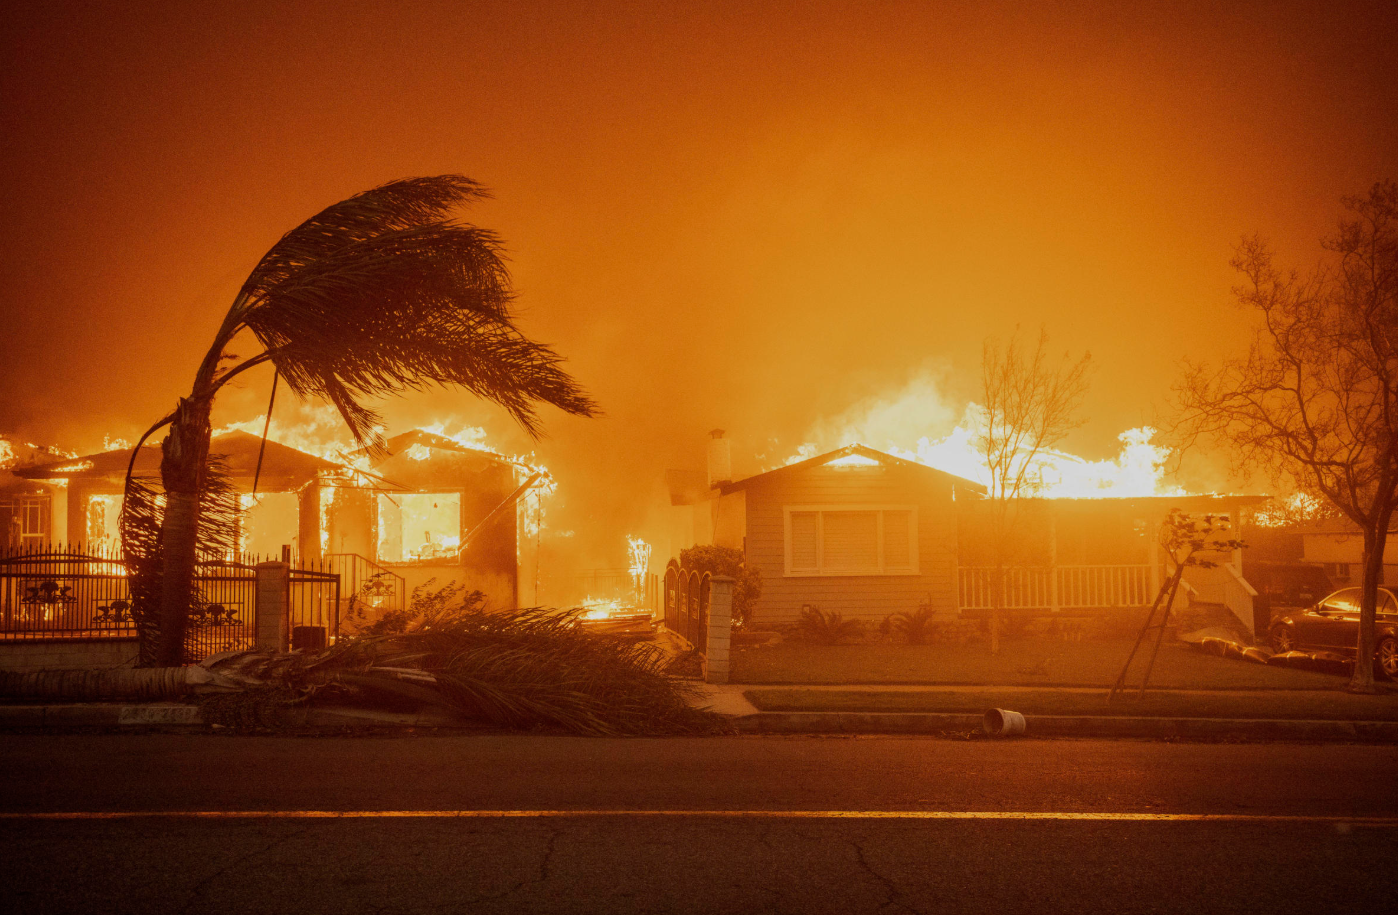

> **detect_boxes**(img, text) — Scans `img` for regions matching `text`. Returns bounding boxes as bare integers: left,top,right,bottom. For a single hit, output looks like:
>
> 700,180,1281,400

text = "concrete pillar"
255,561,290,652
297,482,322,562
704,575,734,684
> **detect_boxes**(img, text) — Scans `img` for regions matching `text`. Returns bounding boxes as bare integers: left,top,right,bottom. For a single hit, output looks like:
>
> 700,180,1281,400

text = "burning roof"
719,443,986,496
12,430,338,490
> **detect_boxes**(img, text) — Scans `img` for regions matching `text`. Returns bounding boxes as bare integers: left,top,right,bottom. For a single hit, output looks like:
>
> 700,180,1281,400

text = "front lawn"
730,638,1345,690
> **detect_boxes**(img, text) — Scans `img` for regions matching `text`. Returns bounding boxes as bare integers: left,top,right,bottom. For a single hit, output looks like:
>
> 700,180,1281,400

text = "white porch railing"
1184,562,1257,635
959,565,1153,611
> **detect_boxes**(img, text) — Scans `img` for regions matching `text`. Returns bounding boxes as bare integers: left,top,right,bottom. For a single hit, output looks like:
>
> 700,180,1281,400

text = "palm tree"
124,176,597,666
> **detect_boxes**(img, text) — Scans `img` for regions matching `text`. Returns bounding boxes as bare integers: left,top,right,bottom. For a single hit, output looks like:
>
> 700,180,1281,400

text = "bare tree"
977,327,1091,653
1176,181,1397,692
125,176,598,666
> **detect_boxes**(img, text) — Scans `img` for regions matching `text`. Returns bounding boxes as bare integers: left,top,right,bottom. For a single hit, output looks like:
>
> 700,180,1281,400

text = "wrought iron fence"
324,553,406,634
2,544,343,660
0,544,134,639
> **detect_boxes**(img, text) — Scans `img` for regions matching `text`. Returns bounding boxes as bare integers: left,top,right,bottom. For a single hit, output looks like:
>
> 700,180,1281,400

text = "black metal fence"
185,558,259,660
662,559,710,652
0,544,135,639
1,544,343,661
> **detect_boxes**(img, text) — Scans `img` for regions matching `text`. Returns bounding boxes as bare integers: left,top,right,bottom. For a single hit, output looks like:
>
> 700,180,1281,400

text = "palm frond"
223,177,597,448
239,176,492,301
301,601,725,736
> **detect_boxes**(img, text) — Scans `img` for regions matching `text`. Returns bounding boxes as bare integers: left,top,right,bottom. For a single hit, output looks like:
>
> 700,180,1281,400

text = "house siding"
744,463,959,626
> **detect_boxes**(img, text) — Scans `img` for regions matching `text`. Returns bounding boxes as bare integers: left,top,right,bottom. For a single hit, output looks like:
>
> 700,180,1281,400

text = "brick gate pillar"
255,561,290,652
704,575,734,684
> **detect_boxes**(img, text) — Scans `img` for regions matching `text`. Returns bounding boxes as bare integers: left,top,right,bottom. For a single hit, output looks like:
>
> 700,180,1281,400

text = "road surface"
2,734,1395,914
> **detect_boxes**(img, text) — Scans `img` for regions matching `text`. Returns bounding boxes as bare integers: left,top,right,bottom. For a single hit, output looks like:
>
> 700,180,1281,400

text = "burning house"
324,429,542,611
6,428,542,620
10,431,337,557
1,440,75,550
668,433,1269,635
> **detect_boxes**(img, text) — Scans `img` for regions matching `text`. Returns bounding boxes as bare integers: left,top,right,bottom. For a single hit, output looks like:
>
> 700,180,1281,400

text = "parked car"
1269,587,1398,678
1245,560,1334,608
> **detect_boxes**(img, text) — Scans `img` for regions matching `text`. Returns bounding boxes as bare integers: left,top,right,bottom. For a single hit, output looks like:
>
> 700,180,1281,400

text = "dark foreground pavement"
3,735,1397,914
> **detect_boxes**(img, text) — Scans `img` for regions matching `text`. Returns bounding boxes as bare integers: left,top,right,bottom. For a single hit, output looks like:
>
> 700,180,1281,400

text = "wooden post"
1048,511,1060,614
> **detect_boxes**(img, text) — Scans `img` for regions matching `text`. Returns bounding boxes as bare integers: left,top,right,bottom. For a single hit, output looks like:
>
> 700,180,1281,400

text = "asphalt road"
2,734,1396,914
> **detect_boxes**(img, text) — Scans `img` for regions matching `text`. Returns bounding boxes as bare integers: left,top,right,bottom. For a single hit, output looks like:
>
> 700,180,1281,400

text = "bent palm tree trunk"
155,397,214,666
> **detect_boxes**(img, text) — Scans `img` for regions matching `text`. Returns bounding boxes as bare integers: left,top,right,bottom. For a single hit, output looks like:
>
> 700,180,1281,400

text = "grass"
730,637,1346,690
744,686,1398,720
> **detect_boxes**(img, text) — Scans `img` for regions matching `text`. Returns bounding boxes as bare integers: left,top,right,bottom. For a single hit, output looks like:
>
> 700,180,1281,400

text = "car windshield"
1319,588,1397,616
1320,589,1361,614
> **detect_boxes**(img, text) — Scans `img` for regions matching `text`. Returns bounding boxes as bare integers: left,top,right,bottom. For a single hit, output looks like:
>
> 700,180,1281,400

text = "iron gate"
662,559,710,652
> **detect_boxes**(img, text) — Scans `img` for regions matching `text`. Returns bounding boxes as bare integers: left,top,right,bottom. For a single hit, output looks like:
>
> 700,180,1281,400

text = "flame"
0,437,14,470
627,535,652,592
779,374,1181,498
86,494,122,552
578,595,626,620
1252,491,1327,528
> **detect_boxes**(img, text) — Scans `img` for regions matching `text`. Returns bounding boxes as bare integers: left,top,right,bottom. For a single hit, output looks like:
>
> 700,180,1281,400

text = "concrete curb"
0,704,475,730
4,704,1395,741
731,711,1398,741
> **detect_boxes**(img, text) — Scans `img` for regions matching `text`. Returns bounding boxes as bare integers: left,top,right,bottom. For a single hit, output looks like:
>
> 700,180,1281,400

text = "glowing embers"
577,595,653,636
376,492,461,563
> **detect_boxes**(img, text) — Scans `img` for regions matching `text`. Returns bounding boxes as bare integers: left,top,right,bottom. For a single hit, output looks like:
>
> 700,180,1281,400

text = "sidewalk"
690,683,1398,742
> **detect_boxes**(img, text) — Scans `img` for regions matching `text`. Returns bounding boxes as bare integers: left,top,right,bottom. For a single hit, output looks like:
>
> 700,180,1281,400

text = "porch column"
297,482,322,562
1048,513,1060,613
255,561,290,652
704,575,734,684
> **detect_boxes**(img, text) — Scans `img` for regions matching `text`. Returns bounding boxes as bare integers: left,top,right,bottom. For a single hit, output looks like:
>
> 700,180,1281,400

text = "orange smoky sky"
1,0,1395,565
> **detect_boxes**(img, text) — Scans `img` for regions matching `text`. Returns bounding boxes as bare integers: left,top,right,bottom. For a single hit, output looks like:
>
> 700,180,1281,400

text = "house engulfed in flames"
8,429,540,614
666,432,1268,635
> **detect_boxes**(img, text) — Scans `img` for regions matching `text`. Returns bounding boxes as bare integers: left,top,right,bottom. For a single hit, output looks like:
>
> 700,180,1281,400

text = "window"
784,506,918,576
377,493,461,563
1323,562,1352,584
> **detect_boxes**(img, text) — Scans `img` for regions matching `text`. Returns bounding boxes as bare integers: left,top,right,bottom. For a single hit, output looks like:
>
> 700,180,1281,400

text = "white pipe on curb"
983,708,1027,737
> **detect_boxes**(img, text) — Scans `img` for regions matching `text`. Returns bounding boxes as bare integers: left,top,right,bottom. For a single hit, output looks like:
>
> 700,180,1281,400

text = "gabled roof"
13,431,337,490
374,430,512,468
717,444,986,495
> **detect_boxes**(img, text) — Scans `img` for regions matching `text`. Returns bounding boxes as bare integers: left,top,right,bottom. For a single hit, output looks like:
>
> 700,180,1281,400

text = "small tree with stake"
1109,509,1244,701
1175,181,1397,693
977,327,1091,654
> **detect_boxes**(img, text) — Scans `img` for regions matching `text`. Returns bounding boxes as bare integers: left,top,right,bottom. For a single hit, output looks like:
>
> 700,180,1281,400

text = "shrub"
892,608,939,645
794,606,864,645
346,579,486,636
679,545,762,629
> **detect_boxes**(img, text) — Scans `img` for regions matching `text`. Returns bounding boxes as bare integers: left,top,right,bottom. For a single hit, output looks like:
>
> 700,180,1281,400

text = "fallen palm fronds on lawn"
0,603,730,737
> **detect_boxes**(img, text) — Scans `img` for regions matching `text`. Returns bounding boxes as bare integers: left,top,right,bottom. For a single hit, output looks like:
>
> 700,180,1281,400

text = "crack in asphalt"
459,822,562,907
851,835,921,915
177,822,314,915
